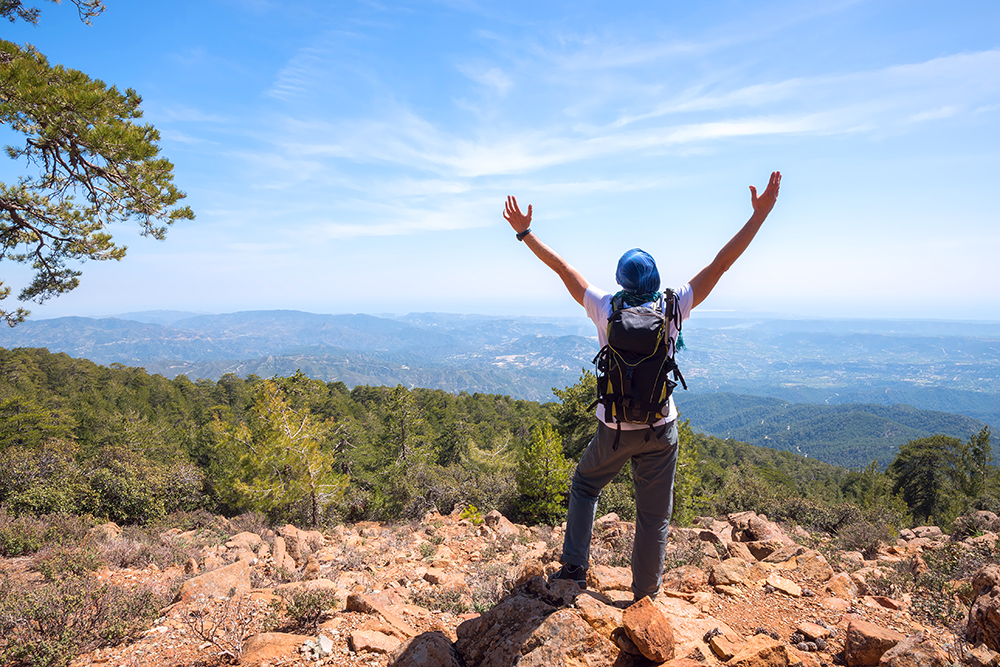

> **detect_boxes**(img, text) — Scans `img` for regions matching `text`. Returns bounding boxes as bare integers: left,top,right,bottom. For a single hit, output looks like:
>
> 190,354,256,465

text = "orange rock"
622,596,676,663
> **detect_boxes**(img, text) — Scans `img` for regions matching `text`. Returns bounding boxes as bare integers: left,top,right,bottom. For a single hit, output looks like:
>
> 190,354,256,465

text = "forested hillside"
1,347,996,534
678,393,991,467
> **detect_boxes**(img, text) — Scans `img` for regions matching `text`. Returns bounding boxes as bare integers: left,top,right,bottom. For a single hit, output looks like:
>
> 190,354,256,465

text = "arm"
504,196,589,306
689,171,781,309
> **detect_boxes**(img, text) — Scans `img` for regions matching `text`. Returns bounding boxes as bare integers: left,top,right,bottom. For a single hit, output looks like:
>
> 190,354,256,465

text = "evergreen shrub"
34,545,101,581
834,520,896,560
0,510,93,557
596,470,636,522
0,575,164,667
278,587,339,632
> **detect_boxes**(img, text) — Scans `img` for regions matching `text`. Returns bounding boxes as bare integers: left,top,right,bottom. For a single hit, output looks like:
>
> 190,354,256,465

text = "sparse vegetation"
278,587,340,633
183,595,278,663
469,561,514,612
409,587,469,614
0,574,166,667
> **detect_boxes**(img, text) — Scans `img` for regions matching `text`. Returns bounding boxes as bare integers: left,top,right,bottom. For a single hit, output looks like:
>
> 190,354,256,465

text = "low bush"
278,587,340,632
229,511,272,536
0,510,93,558
595,470,636,522
469,561,512,613
94,527,201,571
835,519,896,560
662,538,708,571
409,587,469,614
33,545,102,581
183,595,278,663
0,575,165,667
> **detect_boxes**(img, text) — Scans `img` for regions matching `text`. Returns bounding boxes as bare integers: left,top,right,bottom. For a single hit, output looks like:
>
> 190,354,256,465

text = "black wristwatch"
516,228,532,241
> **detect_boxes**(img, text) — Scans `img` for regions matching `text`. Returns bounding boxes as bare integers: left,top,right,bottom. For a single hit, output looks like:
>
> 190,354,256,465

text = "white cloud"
244,49,1000,183
458,64,512,96
907,106,961,123
267,46,332,100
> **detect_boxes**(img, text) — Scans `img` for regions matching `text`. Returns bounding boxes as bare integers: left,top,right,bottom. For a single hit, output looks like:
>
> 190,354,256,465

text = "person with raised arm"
504,171,781,601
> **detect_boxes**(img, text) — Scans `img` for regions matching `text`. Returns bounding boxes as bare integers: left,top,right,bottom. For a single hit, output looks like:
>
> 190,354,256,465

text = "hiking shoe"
549,563,588,589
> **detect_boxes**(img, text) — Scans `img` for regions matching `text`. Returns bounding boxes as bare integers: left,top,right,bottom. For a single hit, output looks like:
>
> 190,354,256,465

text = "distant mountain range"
2,309,997,465
0,310,596,401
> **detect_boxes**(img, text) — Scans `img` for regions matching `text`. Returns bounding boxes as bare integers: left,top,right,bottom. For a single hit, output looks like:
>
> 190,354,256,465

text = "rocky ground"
3,508,1000,667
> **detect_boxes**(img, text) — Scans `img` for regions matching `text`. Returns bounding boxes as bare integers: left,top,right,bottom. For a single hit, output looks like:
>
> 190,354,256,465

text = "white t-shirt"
583,282,694,428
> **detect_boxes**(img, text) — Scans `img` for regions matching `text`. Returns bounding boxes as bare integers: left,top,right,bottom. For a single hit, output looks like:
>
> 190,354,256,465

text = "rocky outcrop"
172,559,252,604
969,564,1000,652
389,631,463,667
33,510,996,667
454,576,616,666
622,596,675,662
878,631,951,666
845,615,906,666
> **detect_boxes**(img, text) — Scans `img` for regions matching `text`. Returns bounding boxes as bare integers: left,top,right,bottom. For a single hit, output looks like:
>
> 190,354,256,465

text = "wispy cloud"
301,196,495,239
457,64,512,96
267,46,332,100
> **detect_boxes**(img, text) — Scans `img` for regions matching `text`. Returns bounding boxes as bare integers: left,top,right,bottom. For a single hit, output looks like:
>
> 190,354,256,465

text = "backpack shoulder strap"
662,288,680,332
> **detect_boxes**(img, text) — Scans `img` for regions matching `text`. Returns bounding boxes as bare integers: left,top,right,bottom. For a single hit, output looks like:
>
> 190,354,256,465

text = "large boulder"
173,559,252,604
709,558,750,587
968,564,1000,652
455,591,557,666
455,576,610,667
278,524,325,565
389,631,463,667
483,510,520,536
516,608,617,666
728,512,794,545
844,615,905,666
622,596,675,662
877,632,950,666
573,592,622,640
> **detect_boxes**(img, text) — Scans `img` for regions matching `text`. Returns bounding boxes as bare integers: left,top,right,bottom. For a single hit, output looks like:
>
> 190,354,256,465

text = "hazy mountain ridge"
1,309,997,426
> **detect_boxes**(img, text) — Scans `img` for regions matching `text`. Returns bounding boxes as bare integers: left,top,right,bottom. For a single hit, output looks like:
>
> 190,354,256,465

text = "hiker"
503,171,781,601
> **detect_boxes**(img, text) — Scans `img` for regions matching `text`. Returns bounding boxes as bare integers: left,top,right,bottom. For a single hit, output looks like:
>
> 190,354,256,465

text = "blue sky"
3,0,999,321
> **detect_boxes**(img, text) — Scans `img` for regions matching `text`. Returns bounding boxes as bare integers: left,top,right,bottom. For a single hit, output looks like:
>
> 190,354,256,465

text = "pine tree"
0,2,192,325
672,419,702,526
552,369,597,459
516,422,572,525
212,380,347,528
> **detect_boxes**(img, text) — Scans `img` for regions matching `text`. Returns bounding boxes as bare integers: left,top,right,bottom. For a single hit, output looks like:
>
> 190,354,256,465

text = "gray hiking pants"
560,420,679,600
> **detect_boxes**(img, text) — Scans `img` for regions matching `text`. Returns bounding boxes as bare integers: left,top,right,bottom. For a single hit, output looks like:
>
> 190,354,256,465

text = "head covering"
616,248,660,299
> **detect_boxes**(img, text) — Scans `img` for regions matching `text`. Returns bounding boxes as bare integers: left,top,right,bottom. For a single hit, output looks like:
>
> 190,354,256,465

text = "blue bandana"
616,248,660,304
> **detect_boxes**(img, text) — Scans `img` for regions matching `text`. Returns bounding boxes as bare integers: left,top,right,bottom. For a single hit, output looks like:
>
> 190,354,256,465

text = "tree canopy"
0,1,192,325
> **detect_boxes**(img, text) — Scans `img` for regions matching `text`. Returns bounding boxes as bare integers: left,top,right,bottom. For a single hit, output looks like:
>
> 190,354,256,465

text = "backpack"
590,290,687,448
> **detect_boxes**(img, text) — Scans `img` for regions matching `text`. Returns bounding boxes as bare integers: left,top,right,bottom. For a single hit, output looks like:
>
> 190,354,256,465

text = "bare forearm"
690,171,781,308
713,211,767,273
523,232,588,305
690,212,765,308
